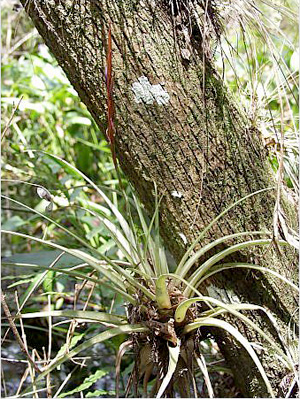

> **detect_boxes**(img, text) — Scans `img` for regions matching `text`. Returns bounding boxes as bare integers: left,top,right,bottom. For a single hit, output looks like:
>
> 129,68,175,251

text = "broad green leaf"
86,389,115,398
65,114,91,126
43,270,55,292
2,215,27,231
59,369,107,398
3,249,79,268
55,333,85,362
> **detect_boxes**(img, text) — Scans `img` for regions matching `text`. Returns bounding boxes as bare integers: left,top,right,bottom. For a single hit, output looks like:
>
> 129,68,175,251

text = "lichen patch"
132,76,170,105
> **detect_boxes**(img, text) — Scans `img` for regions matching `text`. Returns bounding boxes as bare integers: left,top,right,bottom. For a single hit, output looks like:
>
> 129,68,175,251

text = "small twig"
116,340,133,398
1,290,41,373
47,295,52,360
29,350,39,398
2,357,44,364
1,367,7,397
105,23,125,191
16,367,30,396
65,273,95,367
1,96,23,140
74,271,95,309
53,364,80,398
109,293,116,314
43,347,52,399
83,281,96,312
15,291,28,351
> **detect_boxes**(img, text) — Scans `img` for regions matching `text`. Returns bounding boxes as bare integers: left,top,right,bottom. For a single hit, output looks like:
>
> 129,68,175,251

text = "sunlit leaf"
156,338,181,399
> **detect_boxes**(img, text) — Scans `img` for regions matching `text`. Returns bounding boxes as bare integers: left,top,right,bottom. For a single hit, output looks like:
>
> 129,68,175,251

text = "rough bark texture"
21,0,298,396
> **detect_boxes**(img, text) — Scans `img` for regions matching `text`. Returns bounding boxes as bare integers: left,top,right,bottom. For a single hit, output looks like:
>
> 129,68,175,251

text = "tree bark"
20,0,298,396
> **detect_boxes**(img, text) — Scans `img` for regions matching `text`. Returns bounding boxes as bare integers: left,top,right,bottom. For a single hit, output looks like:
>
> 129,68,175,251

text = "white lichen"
171,190,183,198
132,76,170,105
179,233,188,244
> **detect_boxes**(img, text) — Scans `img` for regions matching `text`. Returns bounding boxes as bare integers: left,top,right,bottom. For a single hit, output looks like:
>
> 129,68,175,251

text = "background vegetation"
1,0,298,397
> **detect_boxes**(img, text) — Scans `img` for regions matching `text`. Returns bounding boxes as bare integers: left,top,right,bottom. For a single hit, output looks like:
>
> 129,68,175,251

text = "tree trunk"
20,0,298,396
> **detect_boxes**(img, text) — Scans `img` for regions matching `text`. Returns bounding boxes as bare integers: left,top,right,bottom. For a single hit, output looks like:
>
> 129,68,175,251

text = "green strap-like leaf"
1,230,134,301
156,338,181,399
184,318,275,398
3,261,135,303
184,239,287,296
1,194,97,254
180,296,292,367
178,188,274,269
198,262,299,292
176,230,269,279
39,151,137,248
37,324,149,381
17,310,126,324
155,275,172,309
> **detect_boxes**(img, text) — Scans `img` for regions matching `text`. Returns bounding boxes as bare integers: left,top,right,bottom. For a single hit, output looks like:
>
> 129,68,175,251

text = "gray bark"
20,0,298,396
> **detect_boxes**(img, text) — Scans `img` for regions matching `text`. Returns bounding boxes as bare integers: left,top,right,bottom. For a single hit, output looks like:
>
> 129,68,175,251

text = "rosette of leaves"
2,154,298,398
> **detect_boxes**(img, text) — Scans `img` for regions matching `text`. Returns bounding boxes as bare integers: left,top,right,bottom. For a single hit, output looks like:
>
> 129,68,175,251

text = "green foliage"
2,5,123,260
213,0,299,195
58,370,108,398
